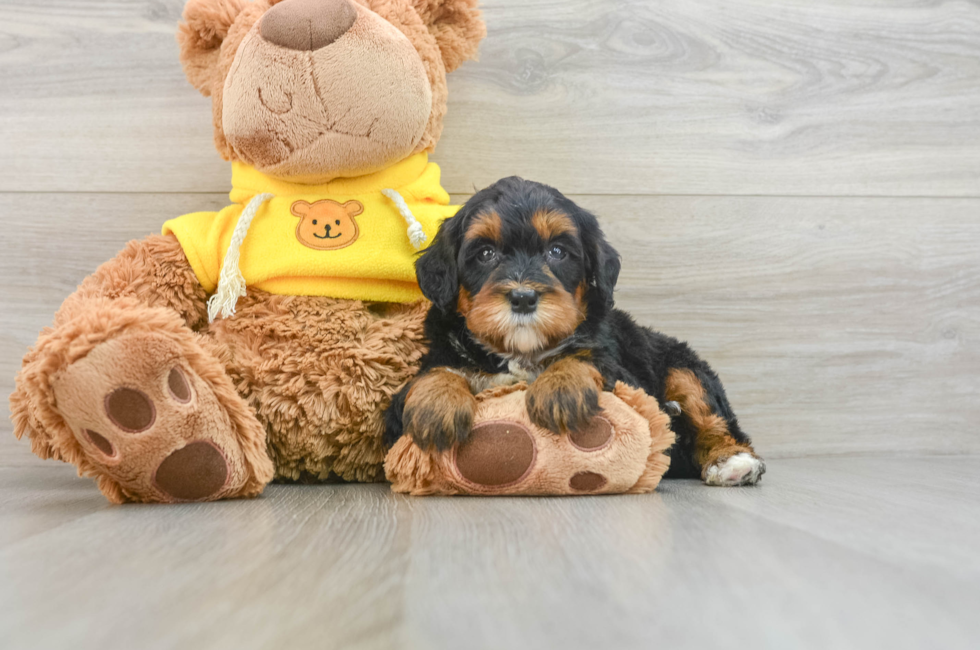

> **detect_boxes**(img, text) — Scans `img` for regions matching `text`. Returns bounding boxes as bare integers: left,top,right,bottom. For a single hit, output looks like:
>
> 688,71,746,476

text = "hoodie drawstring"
382,188,428,250
207,193,274,323
207,189,427,322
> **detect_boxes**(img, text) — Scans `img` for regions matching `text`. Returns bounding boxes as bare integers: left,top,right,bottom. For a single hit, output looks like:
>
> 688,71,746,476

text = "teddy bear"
11,0,677,504
9,0,487,503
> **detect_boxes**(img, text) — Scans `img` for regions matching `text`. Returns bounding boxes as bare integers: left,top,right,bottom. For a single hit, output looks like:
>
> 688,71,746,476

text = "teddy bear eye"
312,219,317,225
336,220,341,225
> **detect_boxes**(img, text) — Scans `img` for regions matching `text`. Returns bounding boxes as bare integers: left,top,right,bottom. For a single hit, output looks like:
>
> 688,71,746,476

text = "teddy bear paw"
51,333,251,502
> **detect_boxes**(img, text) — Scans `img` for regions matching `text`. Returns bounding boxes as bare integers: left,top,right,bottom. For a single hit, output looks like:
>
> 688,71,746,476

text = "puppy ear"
585,226,621,310
412,0,486,73
176,0,247,96
415,218,461,312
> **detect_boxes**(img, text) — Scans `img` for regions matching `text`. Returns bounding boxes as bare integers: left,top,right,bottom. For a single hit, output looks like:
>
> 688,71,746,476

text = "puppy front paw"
403,370,477,451
526,358,603,434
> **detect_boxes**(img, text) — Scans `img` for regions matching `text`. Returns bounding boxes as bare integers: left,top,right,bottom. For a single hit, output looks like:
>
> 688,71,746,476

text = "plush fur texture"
384,177,765,485
177,0,484,180
220,3,433,180
10,0,484,503
210,291,428,483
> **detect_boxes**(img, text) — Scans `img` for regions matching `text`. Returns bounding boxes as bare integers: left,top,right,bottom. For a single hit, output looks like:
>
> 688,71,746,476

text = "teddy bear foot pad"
51,333,252,503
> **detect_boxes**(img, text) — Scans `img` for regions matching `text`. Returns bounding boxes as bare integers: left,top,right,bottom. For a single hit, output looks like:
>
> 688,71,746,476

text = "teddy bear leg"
209,295,429,484
50,326,271,503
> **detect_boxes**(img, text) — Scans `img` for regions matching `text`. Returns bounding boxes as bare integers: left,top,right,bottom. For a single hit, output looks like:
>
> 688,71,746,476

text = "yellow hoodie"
163,153,456,306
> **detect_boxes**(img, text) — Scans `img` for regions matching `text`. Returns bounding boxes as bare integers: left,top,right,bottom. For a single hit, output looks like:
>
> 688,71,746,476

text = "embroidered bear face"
291,199,364,250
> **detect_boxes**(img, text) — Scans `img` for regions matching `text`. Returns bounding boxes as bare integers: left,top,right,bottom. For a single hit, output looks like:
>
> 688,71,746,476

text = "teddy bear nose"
261,0,357,51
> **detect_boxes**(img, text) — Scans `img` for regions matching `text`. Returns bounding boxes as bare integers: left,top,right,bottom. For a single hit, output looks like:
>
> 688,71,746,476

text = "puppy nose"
508,289,539,314
261,0,357,51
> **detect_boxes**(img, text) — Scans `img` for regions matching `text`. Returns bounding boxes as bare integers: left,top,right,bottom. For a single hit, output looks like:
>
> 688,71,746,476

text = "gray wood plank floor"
2,1,979,648
2,456,979,650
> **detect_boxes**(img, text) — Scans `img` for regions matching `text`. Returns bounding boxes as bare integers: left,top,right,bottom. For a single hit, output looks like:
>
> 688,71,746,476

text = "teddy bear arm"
55,234,209,331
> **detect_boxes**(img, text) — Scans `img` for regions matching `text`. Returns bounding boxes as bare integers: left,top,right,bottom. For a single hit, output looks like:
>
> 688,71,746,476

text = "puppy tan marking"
526,356,604,433
403,368,477,450
464,211,502,242
463,274,586,357
665,368,764,485
531,209,577,241
457,288,474,316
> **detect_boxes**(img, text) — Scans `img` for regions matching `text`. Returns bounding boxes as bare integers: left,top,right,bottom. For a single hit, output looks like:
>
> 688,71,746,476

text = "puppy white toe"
704,452,766,486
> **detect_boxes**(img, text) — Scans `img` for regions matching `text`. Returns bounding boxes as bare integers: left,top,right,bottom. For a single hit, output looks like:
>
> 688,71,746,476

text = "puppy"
384,177,765,486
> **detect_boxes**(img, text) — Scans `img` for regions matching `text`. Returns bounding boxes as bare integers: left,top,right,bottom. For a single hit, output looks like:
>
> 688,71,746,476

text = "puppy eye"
548,244,567,260
477,245,497,264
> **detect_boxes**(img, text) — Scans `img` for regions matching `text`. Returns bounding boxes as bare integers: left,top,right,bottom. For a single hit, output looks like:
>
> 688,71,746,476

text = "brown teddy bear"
9,0,486,503
11,0,676,504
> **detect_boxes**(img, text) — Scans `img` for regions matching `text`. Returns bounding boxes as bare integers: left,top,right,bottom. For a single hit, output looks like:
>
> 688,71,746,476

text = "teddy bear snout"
261,0,357,52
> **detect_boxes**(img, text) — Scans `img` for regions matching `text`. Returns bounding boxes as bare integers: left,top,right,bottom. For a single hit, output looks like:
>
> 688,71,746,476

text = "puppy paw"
404,370,477,451
703,452,766,487
526,358,603,434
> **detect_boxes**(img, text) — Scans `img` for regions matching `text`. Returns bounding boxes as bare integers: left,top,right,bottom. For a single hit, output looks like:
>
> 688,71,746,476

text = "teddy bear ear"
343,201,365,217
176,0,248,96
412,0,486,73
290,200,312,217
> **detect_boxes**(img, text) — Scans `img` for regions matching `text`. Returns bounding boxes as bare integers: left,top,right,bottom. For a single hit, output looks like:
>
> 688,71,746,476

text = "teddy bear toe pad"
569,471,608,491
51,334,247,502
104,387,156,432
568,417,614,451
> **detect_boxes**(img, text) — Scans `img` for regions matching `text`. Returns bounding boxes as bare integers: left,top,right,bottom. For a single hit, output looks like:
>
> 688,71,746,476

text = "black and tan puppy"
384,177,765,486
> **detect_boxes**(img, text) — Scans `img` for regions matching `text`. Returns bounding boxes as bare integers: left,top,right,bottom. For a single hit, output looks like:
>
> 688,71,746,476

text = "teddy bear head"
177,0,484,182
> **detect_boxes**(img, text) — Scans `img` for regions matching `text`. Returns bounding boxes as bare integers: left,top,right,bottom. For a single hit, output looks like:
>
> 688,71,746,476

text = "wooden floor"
2,456,979,650
1,0,979,647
